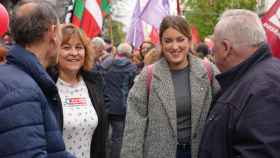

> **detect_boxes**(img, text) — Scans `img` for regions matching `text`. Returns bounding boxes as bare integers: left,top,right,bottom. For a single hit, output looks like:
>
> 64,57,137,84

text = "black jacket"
48,67,108,158
199,43,280,158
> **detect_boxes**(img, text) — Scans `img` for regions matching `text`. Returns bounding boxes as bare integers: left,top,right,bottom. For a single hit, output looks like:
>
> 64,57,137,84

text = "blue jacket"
199,43,280,158
97,57,137,115
0,44,74,158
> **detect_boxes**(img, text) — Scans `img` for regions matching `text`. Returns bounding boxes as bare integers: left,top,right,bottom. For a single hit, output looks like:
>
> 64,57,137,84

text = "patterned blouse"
56,77,98,158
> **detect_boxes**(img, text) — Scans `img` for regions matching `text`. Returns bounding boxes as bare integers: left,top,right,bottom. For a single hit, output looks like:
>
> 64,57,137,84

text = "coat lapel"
153,58,177,137
153,55,210,138
189,55,209,136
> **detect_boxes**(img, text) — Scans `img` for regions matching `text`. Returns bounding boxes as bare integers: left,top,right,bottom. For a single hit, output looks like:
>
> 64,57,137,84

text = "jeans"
176,146,191,158
108,114,125,158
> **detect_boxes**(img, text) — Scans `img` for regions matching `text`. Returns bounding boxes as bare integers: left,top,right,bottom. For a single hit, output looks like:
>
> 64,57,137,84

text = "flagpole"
177,0,181,15
108,13,114,47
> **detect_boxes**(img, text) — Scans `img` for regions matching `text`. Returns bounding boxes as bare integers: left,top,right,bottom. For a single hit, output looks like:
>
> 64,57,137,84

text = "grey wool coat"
121,55,220,158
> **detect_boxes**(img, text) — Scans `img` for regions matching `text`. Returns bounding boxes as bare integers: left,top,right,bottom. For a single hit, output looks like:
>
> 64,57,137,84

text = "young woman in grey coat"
121,16,220,158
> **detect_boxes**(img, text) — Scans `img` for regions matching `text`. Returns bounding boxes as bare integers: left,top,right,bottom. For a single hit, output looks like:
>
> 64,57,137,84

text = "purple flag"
140,0,170,29
126,0,144,49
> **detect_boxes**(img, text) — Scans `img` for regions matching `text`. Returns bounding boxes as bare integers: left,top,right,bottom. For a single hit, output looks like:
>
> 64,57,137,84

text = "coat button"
208,115,215,121
200,87,204,91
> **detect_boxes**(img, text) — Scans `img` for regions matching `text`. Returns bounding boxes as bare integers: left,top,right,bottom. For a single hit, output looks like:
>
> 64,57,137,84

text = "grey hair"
10,0,59,46
117,43,132,57
91,37,105,48
215,9,266,48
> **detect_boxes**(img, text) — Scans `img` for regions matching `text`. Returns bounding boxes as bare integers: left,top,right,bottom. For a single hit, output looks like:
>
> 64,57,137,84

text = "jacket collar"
47,65,99,85
7,44,57,97
216,42,271,91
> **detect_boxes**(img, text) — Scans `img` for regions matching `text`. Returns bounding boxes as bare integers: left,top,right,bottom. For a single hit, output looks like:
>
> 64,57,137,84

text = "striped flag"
97,0,111,17
72,0,111,38
261,0,280,58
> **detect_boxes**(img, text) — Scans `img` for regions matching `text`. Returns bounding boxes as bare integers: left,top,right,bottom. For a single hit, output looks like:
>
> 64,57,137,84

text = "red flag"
149,26,159,45
261,0,280,58
191,25,200,45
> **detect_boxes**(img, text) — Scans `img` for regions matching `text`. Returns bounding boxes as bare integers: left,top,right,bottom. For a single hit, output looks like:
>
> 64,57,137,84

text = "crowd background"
0,0,280,158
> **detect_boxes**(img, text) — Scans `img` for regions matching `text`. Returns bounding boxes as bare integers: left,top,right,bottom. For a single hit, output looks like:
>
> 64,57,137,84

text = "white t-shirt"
56,77,98,158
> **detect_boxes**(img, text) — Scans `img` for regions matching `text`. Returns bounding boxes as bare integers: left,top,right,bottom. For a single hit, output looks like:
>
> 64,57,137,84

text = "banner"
72,0,111,38
261,0,280,58
126,0,144,48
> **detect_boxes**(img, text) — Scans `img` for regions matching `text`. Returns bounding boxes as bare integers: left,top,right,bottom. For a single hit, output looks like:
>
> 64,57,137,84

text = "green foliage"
111,20,126,46
103,17,126,46
184,0,257,40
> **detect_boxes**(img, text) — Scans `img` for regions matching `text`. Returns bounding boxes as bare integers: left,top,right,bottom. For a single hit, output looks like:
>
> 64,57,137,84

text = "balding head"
10,0,59,46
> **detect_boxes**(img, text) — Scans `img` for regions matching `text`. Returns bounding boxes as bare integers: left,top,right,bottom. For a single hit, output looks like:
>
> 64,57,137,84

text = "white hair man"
101,42,136,158
116,42,133,58
91,37,107,62
199,9,280,158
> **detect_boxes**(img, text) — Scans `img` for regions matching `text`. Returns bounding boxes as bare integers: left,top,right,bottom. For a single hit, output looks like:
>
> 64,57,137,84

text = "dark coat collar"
6,44,57,97
216,42,271,91
47,65,100,85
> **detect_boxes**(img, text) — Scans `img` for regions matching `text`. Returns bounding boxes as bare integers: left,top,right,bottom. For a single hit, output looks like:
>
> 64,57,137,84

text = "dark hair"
196,43,210,57
10,0,59,46
159,16,192,42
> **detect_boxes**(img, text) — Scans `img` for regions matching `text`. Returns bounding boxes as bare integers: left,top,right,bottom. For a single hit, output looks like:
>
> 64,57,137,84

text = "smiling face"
58,33,85,75
161,27,190,70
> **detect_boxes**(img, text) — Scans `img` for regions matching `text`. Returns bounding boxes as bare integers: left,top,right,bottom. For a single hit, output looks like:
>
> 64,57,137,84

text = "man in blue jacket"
199,9,280,158
100,43,137,158
0,1,75,157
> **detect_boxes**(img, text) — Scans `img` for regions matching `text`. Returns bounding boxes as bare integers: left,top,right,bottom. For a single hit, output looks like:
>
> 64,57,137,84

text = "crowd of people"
1,1,280,158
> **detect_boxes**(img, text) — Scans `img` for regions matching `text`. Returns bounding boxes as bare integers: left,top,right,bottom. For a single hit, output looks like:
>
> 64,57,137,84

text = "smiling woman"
47,24,108,158
121,16,220,158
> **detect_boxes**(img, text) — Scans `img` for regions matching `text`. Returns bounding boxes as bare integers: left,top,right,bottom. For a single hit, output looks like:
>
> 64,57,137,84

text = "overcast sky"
111,0,178,32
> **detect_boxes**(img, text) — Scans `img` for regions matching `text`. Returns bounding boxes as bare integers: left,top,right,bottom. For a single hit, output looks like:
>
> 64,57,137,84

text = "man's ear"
222,39,232,58
48,24,57,42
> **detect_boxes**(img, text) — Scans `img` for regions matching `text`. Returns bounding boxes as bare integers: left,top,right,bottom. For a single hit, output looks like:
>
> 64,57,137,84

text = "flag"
126,0,144,49
191,25,200,45
97,0,111,17
149,26,159,44
72,0,103,38
140,0,170,29
261,0,280,58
